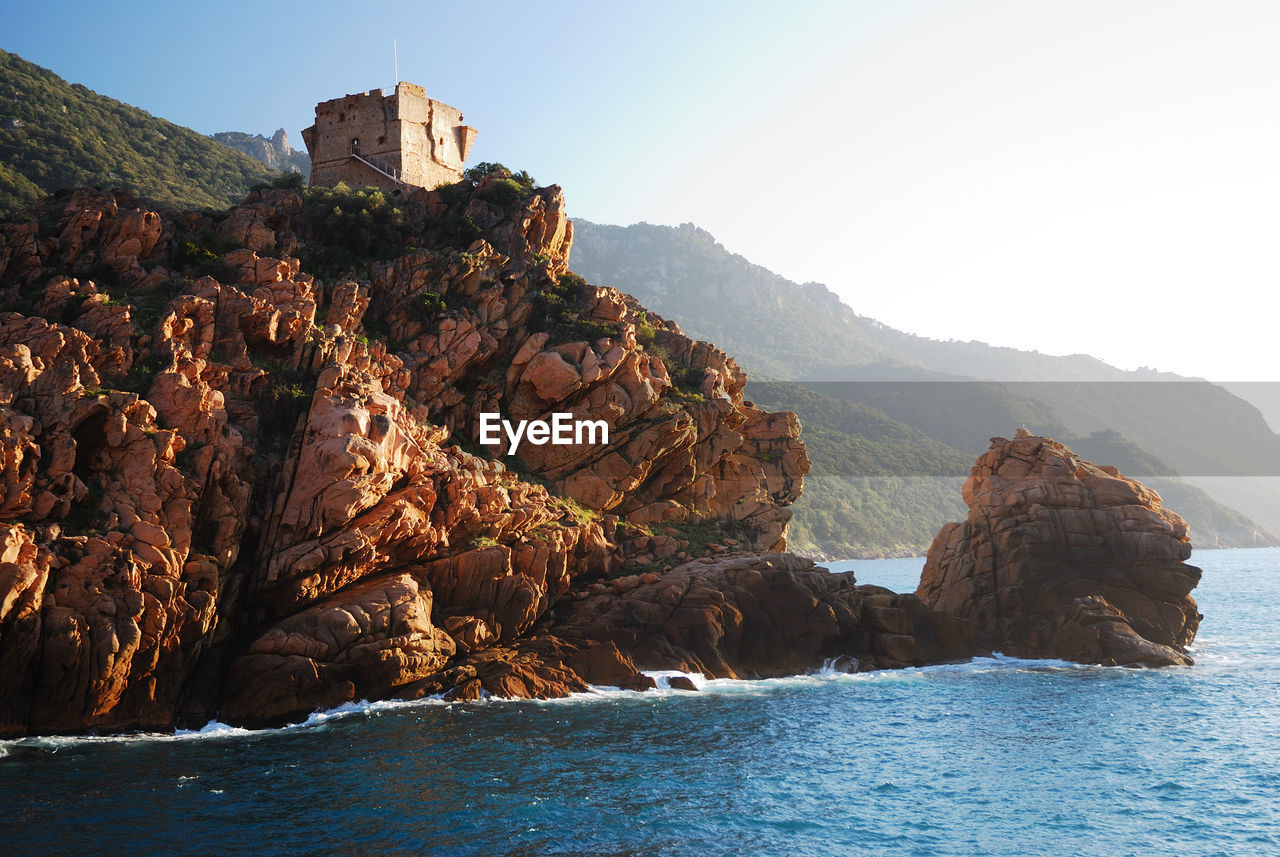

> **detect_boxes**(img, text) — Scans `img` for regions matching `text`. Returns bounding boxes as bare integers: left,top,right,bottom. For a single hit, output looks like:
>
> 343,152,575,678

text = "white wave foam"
0,652,1151,753
963,653,1098,671
293,695,448,726
643,669,709,690
173,719,257,739
0,695,458,754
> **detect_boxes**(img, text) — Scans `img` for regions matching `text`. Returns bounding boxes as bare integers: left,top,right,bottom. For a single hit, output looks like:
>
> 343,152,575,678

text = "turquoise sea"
3,548,1278,857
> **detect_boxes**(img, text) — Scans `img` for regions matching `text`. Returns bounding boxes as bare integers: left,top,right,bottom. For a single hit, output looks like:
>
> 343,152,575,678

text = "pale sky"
6,0,1278,381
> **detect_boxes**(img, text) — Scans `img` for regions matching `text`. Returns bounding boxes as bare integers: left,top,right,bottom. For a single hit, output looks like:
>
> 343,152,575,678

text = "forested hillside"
0,50,275,215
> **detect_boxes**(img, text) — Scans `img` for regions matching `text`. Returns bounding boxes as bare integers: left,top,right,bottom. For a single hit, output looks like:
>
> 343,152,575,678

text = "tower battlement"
300,83,476,192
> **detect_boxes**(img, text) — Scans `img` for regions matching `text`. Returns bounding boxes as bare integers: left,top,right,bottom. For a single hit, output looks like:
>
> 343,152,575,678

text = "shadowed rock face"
550,552,977,679
0,179,818,734
917,434,1201,666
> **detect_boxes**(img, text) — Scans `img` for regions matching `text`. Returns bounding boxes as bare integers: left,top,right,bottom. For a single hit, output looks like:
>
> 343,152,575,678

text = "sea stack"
917,433,1201,666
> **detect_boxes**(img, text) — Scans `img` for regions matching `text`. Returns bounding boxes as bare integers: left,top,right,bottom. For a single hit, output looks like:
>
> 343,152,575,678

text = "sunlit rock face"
0,178,812,734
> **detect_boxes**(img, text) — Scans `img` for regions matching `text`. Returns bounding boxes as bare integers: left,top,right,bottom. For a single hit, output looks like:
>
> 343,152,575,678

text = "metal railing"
349,145,404,184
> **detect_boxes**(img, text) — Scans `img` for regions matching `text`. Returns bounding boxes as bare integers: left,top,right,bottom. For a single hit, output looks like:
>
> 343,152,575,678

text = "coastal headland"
0,175,1199,735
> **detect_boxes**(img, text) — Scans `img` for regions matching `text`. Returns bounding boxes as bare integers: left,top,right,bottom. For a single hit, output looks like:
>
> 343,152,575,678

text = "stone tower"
300,82,477,192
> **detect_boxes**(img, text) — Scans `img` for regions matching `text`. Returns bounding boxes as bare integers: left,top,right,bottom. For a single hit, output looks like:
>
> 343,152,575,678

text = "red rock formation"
0,180,1210,735
917,434,1201,666
0,177,822,734
221,571,455,726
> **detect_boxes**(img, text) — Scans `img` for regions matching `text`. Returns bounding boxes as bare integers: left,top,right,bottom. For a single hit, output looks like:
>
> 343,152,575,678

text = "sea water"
2,548,1278,857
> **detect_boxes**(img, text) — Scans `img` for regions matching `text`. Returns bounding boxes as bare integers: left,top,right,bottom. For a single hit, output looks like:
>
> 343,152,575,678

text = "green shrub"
645,340,705,399
116,353,167,394
293,182,414,278
417,291,446,318
634,311,656,346
253,374,315,446
173,227,238,281
270,171,306,191
118,275,192,332
464,162,536,188
559,495,600,525
528,272,618,344
476,177,524,207
428,213,482,249
661,519,744,557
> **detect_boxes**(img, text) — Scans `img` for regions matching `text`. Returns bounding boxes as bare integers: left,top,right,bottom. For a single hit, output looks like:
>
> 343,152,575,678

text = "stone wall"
300,83,476,193
394,83,476,188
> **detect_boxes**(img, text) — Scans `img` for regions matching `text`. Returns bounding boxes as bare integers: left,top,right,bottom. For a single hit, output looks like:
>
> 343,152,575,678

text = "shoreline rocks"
0,182,820,735
917,434,1201,666
0,181,1202,736
550,552,976,680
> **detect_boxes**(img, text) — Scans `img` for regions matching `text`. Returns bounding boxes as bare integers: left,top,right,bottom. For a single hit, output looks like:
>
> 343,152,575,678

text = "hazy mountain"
0,49,276,214
569,219,1280,469
212,129,310,175
570,221,1144,383
572,219,1280,548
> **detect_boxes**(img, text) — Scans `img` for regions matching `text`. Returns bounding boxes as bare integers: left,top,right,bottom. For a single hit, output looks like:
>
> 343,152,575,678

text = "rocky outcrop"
0,178,823,735
0,177,1201,736
917,434,1201,666
552,552,976,678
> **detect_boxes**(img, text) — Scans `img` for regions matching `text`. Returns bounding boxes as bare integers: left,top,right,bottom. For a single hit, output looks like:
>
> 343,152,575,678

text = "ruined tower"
300,83,477,192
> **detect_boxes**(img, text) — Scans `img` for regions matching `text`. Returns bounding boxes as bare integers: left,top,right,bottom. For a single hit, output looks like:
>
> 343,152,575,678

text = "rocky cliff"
0,174,843,734
211,129,311,176
0,174,1202,736
917,432,1202,666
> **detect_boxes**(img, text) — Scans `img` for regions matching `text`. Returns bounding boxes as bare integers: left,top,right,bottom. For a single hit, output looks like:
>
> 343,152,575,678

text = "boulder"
222,572,455,726
917,434,1201,666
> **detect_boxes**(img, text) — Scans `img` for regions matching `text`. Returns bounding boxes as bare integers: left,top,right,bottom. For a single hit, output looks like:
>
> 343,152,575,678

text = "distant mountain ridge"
211,128,310,175
570,221,1152,383
0,49,276,214
568,219,1280,469
570,219,1280,549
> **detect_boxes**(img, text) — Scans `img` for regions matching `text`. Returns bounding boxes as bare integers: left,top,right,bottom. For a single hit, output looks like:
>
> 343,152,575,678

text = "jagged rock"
917,434,1201,666
0,179,815,734
221,571,454,726
551,553,975,678
211,130,311,175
